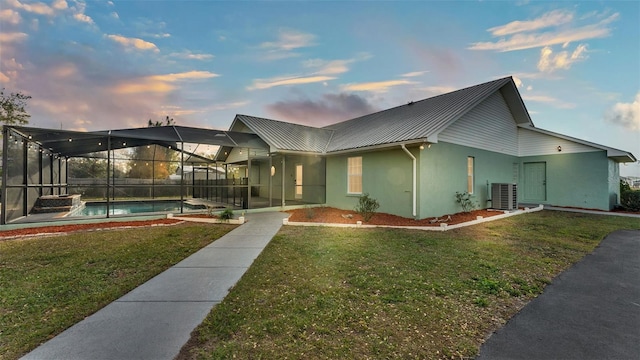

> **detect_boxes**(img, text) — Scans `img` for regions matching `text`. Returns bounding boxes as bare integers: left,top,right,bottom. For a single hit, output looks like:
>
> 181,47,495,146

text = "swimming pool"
77,200,204,216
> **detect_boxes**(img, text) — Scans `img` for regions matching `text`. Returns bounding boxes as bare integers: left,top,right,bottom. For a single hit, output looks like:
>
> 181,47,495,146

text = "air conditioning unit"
491,183,517,210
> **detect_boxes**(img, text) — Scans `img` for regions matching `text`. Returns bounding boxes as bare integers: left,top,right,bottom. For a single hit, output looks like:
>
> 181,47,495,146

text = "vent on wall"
491,183,517,210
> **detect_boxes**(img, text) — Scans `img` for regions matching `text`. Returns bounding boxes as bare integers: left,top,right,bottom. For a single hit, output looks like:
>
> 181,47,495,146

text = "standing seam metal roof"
323,77,512,152
232,77,524,154
233,114,334,153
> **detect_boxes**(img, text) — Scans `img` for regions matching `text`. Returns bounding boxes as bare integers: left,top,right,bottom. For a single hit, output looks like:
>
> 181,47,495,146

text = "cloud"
106,34,159,52
537,44,587,72
258,29,316,60
488,9,573,36
7,0,57,16
267,93,379,126
303,59,350,75
469,10,618,52
0,72,10,82
169,51,214,60
247,75,336,91
150,71,218,82
0,32,28,43
260,29,315,51
113,71,219,94
341,79,417,93
401,71,429,77
522,94,576,109
605,93,640,131
73,12,93,25
52,0,68,10
512,76,523,88
0,8,22,24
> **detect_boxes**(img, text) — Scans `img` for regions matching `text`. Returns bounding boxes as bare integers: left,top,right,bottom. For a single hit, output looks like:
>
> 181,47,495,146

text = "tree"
128,116,178,179
1,89,31,125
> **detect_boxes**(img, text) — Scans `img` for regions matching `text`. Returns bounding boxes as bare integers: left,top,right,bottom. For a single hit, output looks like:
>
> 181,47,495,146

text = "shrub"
621,190,640,212
355,193,380,222
219,209,234,221
455,191,477,213
304,205,315,219
620,179,631,193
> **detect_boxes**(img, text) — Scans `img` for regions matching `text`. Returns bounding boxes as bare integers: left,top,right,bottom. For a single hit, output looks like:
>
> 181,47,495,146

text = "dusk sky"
1,0,639,175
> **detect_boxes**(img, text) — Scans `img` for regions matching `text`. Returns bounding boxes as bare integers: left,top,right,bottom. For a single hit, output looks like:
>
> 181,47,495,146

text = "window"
467,156,474,194
347,156,362,194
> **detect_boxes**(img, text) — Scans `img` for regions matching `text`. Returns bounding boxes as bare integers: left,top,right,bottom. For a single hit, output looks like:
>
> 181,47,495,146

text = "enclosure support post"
22,136,27,217
281,155,286,207
1,127,9,225
106,132,111,218
246,148,251,209
152,145,156,199
268,155,273,207
180,141,184,214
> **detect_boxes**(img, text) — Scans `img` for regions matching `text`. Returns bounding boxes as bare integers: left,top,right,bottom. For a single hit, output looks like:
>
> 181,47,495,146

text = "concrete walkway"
21,212,289,360
476,229,640,360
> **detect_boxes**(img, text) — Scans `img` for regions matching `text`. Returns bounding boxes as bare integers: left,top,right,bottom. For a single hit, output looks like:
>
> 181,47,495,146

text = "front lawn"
179,211,640,359
0,223,236,360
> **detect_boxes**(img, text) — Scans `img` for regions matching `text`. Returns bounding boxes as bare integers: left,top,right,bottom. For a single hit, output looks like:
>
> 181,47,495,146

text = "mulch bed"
287,207,506,226
0,219,183,240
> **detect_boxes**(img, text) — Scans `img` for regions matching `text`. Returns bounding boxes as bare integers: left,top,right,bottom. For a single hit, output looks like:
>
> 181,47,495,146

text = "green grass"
180,211,640,359
0,223,236,360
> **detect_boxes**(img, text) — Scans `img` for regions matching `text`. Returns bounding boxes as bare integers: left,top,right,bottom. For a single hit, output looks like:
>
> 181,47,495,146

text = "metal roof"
4,125,268,162
231,114,334,153
324,77,519,152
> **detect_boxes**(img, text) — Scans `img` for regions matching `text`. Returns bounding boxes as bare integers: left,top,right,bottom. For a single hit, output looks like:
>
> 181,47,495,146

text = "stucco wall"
608,159,620,209
518,151,610,210
419,142,518,218
326,147,415,218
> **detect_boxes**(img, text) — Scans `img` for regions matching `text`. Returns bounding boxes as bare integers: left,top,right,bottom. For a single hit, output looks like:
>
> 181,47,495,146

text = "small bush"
219,209,234,221
206,205,217,217
621,190,640,212
304,206,316,219
455,191,477,213
355,193,380,222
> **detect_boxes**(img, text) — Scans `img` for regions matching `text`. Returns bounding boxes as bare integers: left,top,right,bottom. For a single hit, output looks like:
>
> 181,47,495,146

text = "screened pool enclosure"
1,125,326,224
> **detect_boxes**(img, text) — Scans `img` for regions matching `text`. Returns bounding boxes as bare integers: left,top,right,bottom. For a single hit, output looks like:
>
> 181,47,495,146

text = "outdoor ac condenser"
491,183,517,210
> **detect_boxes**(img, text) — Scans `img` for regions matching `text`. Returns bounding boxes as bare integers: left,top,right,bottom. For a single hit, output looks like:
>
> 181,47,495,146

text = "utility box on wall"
492,183,518,210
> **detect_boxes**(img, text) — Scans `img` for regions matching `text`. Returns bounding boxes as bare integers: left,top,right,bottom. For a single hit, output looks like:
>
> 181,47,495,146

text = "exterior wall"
263,154,325,205
326,147,415,218
419,142,518,218
519,128,599,156
519,151,611,210
284,154,326,204
439,91,519,156
608,159,620,209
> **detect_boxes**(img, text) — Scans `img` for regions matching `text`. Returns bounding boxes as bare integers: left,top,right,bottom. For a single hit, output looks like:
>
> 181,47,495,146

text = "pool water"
78,200,201,216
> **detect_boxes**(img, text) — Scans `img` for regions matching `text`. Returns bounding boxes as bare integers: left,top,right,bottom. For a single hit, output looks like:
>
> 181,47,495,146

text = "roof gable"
324,77,530,152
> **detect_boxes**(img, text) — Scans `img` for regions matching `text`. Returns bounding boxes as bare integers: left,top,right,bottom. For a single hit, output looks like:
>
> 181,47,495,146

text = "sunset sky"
1,0,639,175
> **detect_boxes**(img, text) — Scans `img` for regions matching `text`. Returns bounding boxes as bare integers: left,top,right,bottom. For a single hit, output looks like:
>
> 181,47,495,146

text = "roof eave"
326,138,430,155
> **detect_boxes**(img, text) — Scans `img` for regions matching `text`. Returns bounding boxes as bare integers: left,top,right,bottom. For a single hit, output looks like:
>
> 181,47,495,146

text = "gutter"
400,144,417,218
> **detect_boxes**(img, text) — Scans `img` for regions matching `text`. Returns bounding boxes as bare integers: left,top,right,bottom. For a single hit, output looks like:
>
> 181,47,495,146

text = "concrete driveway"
476,229,640,360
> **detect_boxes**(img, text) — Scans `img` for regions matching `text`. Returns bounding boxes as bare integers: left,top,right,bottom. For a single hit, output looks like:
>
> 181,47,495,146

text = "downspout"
400,144,417,218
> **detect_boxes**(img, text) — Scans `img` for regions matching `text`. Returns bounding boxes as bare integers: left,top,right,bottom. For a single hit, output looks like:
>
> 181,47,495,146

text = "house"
2,77,635,224
218,77,636,219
